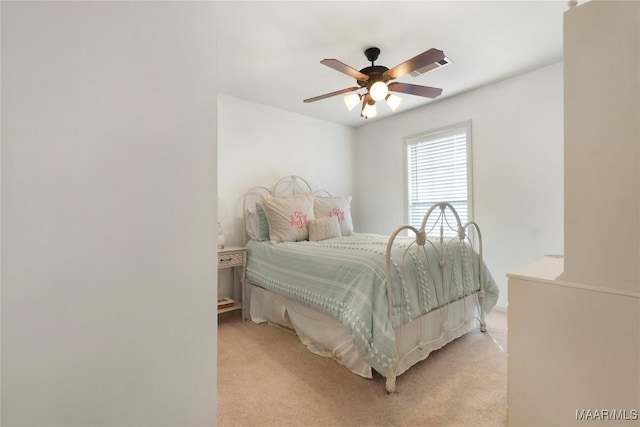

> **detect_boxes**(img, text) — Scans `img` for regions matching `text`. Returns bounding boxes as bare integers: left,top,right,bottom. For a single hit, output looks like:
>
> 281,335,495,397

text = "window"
405,121,472,234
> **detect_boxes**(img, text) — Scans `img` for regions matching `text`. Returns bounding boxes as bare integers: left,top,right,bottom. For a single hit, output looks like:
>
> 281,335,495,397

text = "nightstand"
217,246,246,320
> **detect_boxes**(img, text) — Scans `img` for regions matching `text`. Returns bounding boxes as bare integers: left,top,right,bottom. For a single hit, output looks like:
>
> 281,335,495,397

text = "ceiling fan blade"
321,59,369,81
383,48,445,80
388,82,443,98
303,86,360,103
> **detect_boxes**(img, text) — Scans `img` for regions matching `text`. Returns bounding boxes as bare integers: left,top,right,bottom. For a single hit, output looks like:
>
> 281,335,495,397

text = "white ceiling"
216,1,575,128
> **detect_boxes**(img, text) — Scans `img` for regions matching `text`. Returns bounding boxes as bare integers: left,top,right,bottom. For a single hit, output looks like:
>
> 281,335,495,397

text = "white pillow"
261,193,315,243
313,196,353,236
308,216,342,241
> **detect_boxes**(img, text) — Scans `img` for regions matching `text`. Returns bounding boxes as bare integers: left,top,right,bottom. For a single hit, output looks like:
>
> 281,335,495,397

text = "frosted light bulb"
369,81,389,101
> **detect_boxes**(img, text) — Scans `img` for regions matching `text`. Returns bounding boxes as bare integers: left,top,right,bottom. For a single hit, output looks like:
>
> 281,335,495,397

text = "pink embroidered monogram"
330,207,345,222
289,211,308,229
314,196,353,236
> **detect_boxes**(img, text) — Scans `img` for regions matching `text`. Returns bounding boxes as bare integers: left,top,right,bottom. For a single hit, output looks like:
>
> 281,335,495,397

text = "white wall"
562,0,639,293
217,94,355,246
1,2,218,425
354,63,565,309
217,94,355,299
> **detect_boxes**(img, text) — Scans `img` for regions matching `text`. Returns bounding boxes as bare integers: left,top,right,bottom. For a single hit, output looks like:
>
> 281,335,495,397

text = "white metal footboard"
384,202,487,393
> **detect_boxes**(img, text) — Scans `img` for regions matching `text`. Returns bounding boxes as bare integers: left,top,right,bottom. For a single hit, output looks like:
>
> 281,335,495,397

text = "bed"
242,175,498,393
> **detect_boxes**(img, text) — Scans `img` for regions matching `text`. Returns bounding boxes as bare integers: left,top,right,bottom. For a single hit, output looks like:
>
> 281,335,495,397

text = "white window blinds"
406,123,472,233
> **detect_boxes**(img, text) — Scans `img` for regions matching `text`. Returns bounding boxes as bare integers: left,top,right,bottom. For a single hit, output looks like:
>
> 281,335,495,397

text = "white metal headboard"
272,175,312,196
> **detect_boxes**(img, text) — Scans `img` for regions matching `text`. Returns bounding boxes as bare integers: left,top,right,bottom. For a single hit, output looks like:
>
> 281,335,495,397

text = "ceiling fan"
304,47,448,119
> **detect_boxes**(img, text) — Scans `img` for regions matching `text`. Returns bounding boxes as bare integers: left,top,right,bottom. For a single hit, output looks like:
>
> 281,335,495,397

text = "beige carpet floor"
217,309,507,427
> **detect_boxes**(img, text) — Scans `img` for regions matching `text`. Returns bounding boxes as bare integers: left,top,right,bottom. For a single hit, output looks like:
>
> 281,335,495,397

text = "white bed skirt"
248,283,481,379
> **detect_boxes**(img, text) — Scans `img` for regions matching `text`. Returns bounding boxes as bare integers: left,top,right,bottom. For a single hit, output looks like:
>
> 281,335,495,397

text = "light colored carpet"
217,309,507,427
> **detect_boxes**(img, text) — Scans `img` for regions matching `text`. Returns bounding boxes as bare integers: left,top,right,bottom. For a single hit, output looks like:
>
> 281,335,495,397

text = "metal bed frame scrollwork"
383,201,487,393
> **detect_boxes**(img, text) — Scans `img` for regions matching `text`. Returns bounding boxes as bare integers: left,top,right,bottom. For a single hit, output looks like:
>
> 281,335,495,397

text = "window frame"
403,120,474,232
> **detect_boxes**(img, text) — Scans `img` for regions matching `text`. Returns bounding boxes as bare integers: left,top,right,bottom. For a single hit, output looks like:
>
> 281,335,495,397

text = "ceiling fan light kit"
385,94,402,112
304,46,446,119
362,102,377,119
344,93,361,111
369,80,389,101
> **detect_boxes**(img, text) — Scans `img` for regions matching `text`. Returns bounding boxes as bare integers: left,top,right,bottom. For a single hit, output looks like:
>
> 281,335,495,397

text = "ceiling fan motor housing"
359,47,390,89
357,65,389,88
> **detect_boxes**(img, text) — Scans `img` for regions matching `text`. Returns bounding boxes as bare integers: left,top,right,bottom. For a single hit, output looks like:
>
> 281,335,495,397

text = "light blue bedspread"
246,233,498,375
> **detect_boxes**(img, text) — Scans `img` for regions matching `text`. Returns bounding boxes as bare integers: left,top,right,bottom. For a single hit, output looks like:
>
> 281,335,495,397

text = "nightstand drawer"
218,251,245,269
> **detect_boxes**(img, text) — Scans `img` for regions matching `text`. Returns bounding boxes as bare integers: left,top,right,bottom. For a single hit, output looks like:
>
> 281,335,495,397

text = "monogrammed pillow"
313,196,353,236
261,193,315,243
